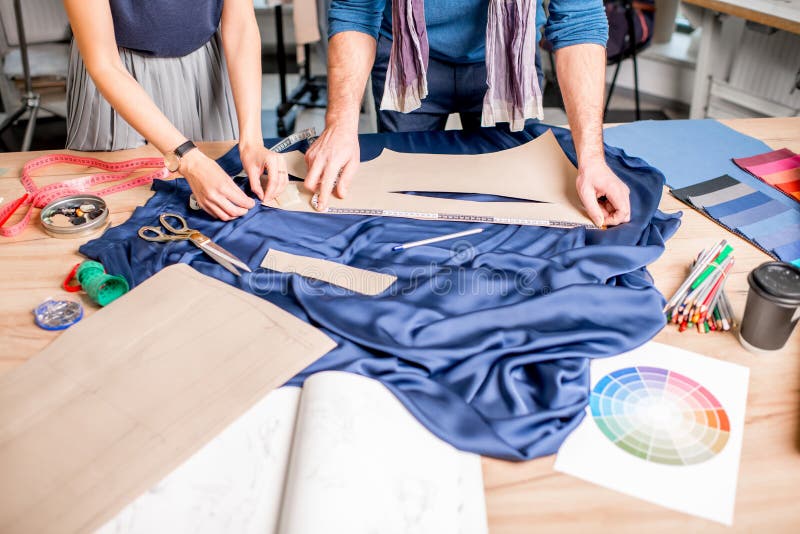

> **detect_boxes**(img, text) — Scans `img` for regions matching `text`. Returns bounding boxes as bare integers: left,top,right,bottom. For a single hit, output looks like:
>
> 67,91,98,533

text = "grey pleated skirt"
66,32,238,151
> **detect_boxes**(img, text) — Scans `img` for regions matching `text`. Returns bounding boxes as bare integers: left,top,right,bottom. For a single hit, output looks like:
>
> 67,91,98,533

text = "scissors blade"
197,239,252,274
209,253,242,277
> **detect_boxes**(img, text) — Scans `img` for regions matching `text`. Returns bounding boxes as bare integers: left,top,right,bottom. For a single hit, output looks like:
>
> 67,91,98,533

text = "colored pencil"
664,240,735,335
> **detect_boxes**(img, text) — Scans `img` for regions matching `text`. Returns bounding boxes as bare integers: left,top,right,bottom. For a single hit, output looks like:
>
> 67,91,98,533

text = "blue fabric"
110,0,222,57
774,240,800,263
737,209,800,238
79,124,680,461
703,191,771,219
755,224,800,251
719,200,789,229
329,0,607,64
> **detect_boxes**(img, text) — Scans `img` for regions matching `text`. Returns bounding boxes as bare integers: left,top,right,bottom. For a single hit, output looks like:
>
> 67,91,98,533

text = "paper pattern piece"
554,342,749,526
261,248,397,295
269,129,595,228
0,264,336,534
671,175,800,265
99,372,488,534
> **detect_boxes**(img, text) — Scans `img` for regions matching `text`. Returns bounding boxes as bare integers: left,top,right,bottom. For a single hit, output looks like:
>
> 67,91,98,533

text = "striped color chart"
590,366,730,466
734,148,800,203
671,175,800,266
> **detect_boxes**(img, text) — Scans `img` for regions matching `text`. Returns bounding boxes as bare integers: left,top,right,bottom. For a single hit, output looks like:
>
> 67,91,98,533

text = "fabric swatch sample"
718,199,790,229
734,148,800,205
737,208,800,238
671,174,799,262
671,174,740,204
773,240,800,263
735,148,800,175
762,168,800,187
754,224,800,251
261,248,397,296
688,182,755,208
704,191,772,219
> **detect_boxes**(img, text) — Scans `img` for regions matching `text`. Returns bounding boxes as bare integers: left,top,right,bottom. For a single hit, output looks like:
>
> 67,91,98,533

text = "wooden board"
682,0,800,35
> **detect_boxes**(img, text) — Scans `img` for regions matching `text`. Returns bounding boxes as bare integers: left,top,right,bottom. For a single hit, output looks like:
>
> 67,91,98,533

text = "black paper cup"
739,262,800,353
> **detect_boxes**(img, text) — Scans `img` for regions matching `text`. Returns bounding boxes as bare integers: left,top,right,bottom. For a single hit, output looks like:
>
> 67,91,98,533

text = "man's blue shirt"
329,0,609,64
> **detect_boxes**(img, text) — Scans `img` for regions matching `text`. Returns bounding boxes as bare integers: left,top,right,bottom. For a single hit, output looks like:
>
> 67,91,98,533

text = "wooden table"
684,0,800,118
1,117,799,532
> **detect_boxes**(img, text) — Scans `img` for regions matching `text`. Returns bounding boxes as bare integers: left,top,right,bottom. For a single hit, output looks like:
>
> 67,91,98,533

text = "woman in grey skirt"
64,0,288,220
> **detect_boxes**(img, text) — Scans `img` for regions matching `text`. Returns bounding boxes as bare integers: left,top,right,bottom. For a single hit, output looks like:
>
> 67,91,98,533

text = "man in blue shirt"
303,0,631,228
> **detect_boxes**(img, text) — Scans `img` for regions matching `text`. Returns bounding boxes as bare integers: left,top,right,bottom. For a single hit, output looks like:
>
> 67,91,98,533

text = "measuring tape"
307,202,594,229
0,154,168,237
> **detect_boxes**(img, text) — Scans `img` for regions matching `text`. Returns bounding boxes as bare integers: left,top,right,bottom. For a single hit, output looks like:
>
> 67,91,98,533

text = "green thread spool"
75,260,129,307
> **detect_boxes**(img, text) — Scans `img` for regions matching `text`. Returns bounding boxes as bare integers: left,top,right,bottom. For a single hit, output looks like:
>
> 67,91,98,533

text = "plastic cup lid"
750,262,800,306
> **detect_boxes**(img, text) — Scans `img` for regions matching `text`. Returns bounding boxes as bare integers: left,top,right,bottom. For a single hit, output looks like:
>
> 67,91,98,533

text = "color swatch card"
734,148,800,204
671,175,800,265
554,342,749,526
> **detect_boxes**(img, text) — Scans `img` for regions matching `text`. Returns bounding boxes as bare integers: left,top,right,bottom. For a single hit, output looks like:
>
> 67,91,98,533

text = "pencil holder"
739,262,800,353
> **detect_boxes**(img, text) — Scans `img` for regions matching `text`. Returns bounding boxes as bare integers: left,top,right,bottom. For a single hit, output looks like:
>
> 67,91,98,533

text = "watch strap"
174,140,197,158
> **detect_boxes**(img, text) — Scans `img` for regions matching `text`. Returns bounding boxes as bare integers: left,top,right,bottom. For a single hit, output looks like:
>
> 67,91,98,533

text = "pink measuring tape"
0,154,169,237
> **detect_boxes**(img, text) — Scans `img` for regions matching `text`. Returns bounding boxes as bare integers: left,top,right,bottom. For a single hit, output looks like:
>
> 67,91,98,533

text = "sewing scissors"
138,213,252,276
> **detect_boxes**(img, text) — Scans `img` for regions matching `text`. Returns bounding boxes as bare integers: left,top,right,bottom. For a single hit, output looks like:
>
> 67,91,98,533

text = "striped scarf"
380,0,543,131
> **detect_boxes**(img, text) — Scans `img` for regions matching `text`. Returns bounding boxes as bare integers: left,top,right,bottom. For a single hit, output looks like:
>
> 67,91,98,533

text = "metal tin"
40,194,109,238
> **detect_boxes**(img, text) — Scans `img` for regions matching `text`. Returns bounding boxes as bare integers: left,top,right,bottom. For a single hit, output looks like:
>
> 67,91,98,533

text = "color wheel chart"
590,367,730,466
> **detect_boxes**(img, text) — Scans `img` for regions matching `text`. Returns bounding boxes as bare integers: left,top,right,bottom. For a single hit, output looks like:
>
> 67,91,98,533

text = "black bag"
605,0,656,62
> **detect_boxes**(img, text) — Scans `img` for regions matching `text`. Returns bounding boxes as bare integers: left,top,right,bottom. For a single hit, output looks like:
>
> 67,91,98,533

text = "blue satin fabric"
79,123,680,460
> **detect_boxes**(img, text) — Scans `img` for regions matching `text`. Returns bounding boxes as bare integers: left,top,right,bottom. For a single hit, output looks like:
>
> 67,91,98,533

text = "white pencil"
392,228,484,251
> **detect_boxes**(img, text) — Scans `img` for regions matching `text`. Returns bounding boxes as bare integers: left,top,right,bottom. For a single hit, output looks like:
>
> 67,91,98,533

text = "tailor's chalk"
392,228,484,251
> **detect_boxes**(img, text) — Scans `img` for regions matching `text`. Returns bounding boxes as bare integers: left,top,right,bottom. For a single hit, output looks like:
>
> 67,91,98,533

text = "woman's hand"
180,149,255,221
239,142,289,202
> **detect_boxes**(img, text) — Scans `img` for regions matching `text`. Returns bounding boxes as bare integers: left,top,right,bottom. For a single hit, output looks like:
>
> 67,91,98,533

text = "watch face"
164,152,180,172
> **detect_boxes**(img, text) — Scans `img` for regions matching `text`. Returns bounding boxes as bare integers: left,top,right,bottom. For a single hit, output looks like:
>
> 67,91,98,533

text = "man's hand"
555,43,630,227
303,122,360,211
576,158,630,228
240,142,288,202
180,149,255,221
303,31,376,211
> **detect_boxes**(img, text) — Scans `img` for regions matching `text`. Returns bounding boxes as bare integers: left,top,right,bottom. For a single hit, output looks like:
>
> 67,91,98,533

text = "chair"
0,0,70,150
603,0,655,121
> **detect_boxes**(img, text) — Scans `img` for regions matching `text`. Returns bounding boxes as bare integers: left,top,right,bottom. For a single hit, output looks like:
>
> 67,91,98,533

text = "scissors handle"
138,226,170,241
159,213,191,235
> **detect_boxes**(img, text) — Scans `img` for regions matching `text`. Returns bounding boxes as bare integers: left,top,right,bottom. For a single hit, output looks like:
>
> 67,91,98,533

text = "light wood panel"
683,0,800,35
1,118,799,531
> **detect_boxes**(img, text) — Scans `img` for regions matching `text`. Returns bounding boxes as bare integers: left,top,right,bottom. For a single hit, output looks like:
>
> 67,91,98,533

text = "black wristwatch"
164,140,197,172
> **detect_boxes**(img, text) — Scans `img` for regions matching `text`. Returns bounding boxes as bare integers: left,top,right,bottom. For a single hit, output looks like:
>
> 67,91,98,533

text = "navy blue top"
110,0,223,57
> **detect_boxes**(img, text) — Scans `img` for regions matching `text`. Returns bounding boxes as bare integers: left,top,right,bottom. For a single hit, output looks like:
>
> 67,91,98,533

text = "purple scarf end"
382,0,543,132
